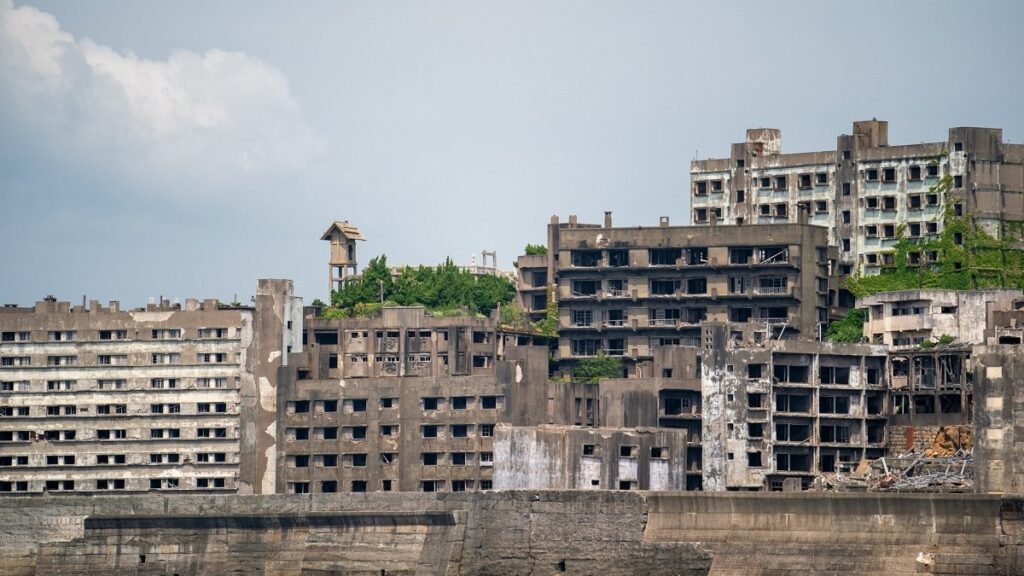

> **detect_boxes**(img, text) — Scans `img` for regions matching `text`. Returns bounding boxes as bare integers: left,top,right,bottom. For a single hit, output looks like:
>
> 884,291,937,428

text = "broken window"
748,422,764,438
882,196,896,212
759,204,771,217
883,224,896,238
798,174,812,189
774,175,788,190
736,189,745,202
607,250,628,267
865,225,878,238
774,422,810,441
649,248,682,266
865,197,879,210
730,248,753,264
572,250,601,267
815,172,828,185
760,177,771,188
571,309,594,327
909,223,921,237
688,247,708,265
819,395,851,414
954,175,963,188
927,164,939,177
842,210,851,224
650,279,680,296
913,395,935,414
909,165,922,181
866,168,879,181
775,393,811,412
815,200,827,213
908,194,922,209
747,452,763,467
819,366,850,385
685,278,707,295
882,167,896,183
774,204,787,218
711,179,723,192
695,181,708,195
571,280,599,297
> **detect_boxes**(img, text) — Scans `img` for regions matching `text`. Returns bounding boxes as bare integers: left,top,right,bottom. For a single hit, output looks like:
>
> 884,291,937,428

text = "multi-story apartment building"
277,307,538,494
520,214,834,376
700,324,890,491
0,297,255,494
691,120,1024,276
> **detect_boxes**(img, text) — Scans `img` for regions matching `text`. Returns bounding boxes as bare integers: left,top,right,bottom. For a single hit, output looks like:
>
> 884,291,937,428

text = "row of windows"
287,451,494,468
313,329,492,346
0,451,230,467
0,353,235,367
0,377,233,392
286,395,504,414
0,477,231,492
0,328,232,343
0,402,231,417
286,478,492,494
0,427,231,442
284,423,496,441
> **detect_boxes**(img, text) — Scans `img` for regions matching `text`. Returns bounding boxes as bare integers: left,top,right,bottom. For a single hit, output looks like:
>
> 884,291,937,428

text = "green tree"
531,286,558,337
524,244,547,256
573,354,623,384
825,308,866,343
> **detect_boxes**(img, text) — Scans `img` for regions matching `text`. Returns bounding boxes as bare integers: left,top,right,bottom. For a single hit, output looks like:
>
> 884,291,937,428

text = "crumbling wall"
973,345,1024,494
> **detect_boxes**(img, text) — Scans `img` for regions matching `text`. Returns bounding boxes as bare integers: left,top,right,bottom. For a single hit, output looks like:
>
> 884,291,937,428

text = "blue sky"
2,0,1023,306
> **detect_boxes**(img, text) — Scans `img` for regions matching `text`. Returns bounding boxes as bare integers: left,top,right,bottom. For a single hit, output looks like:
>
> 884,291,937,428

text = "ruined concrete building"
690,120,1024,276
322,221,366,295
860,289,1020,347
518,213,836,377
0,281,300,494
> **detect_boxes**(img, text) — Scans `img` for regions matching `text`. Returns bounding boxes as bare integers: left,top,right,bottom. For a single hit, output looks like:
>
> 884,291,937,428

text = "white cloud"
0,0,321,193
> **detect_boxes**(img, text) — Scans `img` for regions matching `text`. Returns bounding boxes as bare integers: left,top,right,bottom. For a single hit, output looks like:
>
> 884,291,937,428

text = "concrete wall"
0,491,1020,576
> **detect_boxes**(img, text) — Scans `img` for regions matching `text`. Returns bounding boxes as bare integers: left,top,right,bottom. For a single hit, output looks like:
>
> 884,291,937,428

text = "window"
422,397,440,411
480,452,493,466
380,424,397,437
842,239,850,252
97,354,128,365
48,331,76,342
909,165,922,181
774,175,788,190
695,181,708,195
422,452,439,466
480,424,494,437
481,395,501,409
798,174,812,189
954,175,963,188
348,453,367,467
422,425,439,438
197,427,227,438
909,223,921,237
380,397,396,409
815,200,827,213
451,452,467,466
150,478,180,490
927,164,939,177
954,142,963,152
865,197,879,210
97,379,126,390
842,182,851,196
451,424,470,438
882,168,896,183
815,172,828,185
736,189,745,202
150,378,178,389
843,150,851,160
866,168,879,181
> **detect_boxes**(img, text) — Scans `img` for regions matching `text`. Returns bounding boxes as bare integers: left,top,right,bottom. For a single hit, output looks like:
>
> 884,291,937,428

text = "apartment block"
860,289,1020,347
277,307,532,494
523,213,834,376
0,297,254,494
691,120,1024,276
700,323,889,491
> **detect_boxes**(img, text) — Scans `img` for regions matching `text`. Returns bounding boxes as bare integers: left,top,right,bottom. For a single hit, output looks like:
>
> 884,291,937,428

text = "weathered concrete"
0,491,1020,575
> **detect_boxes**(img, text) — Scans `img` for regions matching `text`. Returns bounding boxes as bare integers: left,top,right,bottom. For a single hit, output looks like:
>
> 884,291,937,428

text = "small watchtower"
321,221,366,296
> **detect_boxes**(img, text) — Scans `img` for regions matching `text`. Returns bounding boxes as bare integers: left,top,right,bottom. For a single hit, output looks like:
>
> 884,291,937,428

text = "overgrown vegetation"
825,308,867,343
572,354,623,384
530,286,558,337
327,255,515,318
523,244,547,256
829,173,1024,340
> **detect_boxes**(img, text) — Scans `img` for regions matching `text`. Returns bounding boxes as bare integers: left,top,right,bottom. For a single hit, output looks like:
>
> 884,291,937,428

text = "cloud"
0,0,321,195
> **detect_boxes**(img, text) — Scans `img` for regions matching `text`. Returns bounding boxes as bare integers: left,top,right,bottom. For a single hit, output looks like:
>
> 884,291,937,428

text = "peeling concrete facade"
692,120,1024,277
700,323,889,491
860,288,1021,347
494,424,687,490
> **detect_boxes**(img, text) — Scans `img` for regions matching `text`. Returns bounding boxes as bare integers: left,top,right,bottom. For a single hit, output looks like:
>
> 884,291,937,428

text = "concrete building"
691,120,1024,276
522,213,835,377
1,293,264,494
700,323,889,491
860,289,1021,347
275,307,533,494
493,424,688,490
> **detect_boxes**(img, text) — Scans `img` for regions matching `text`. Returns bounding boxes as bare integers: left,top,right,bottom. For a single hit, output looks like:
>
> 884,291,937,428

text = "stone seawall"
0,492,1020,575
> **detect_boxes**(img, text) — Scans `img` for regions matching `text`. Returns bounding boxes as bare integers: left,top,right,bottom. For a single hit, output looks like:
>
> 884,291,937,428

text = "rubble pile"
816,426,975,493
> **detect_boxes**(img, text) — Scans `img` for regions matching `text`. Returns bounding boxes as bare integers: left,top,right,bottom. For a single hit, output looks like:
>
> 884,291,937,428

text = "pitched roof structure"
320,221,366,241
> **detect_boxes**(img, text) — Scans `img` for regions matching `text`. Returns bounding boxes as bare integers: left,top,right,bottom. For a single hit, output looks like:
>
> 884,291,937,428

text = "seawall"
0,491,1020,575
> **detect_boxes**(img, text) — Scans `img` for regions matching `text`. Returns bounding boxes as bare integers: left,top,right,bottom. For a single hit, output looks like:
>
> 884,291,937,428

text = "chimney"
604,211,613,229
109,301,120,313
659,216,670,228
569,215,578,228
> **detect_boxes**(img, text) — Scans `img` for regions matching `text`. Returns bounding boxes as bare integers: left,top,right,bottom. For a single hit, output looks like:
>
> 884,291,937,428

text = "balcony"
753,286,790,296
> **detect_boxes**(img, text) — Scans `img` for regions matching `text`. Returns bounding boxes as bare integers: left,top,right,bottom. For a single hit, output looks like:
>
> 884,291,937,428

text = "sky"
2,0,1023,307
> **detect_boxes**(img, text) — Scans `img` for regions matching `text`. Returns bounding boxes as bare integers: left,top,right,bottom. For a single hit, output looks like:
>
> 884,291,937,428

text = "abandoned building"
860,289,1020,347
690,120,1024,276
322,220,366,295
0,282,301,495
699,323,890,491
493,424,688,490
518,213,836,377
